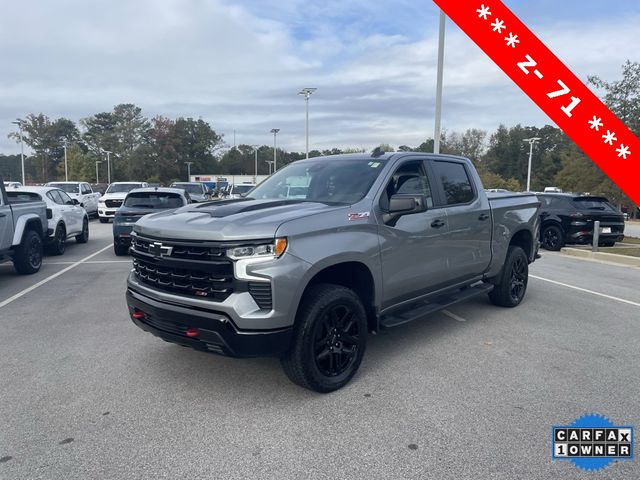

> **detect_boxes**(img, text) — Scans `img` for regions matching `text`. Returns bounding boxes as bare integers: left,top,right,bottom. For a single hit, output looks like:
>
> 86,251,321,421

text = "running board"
379,283,494,328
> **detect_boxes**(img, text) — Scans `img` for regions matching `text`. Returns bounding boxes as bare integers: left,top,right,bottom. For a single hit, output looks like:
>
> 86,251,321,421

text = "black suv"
537,194,625,250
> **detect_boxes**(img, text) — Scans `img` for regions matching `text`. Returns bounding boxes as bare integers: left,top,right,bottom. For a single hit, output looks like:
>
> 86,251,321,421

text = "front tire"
488,245,529,307
114,243,128,256
13,229,43,274
281,284,367,393
541,224,564,251
76,218,89,243
49,223,66,255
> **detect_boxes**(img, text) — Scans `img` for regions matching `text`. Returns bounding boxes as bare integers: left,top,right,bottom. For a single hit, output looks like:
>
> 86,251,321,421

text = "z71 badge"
348,212,370,221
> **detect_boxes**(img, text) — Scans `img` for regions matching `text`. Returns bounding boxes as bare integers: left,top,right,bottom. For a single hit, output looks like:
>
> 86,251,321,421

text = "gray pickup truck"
0,178,48,274
125,152,540,392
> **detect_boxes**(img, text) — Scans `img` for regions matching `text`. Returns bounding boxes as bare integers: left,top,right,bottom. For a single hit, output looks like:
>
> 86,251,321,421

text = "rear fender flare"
12,214,43,246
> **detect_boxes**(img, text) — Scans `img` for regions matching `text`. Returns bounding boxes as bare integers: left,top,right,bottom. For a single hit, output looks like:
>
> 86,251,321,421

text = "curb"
560,247,640,267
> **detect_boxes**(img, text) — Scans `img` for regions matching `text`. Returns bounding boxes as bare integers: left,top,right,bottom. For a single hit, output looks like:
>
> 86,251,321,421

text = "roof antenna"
371,146,385,157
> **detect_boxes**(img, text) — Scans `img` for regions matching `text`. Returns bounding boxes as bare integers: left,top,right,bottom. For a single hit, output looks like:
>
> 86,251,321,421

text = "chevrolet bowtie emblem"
149,241,173,257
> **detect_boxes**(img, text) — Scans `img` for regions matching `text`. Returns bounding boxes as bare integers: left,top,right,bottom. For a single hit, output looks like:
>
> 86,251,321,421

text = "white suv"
98,182,148,223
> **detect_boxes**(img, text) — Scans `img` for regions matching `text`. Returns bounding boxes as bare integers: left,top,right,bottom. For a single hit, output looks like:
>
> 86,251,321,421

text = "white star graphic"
505,32,520,48
616,144,631,159
476,4,492,20
602,130,617,145
491,19,506,33
588,116,603,131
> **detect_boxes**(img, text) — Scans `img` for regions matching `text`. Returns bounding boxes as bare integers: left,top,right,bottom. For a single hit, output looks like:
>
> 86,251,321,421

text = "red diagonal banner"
434,0,640,205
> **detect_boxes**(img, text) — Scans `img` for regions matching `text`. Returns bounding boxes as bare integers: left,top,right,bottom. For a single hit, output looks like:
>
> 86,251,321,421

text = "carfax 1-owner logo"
552,414,634,471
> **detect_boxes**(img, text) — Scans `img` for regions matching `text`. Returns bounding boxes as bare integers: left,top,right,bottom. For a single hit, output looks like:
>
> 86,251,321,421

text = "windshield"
106,183,142,193
248,158,386,204
172,183,204,194
48,183,79,193
573,197,618,212
124,192,184,209
231,184,255,195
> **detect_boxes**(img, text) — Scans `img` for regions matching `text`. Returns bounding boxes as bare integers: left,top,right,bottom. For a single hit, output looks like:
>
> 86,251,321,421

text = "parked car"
537,193,625,250
228,183,255,199
113,187,190,255
0,178,48,274
170,182,211,202
98,182,148,223
7,186,90,255
125,152,540,392
46,181,101,218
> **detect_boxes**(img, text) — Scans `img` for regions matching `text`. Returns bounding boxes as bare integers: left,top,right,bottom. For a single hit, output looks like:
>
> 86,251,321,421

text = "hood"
134,198,346,241
100,192,128,201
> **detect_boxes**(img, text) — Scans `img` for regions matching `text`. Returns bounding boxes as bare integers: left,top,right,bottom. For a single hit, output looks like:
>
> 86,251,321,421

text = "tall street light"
101,149,113,184
11,120,26,185
95,160,102,184
63,141,69,181
251,145,259,183
298,88,317,159
434,11,446,154
523,137,541,192
266,160,274,175
185,161,194,181
270,128,280,172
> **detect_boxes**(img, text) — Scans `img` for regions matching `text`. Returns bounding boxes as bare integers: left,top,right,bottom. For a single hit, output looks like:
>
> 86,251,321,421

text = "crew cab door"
429,159,492,284
377,159,449,308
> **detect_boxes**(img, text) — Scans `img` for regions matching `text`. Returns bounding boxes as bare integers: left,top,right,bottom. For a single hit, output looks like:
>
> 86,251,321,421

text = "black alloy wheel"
509,254,527,304
541,225,563,251
313,304,361,377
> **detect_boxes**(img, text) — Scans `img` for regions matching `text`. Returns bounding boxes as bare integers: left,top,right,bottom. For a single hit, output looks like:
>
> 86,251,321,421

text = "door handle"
431,219,446,228
478,213,490,221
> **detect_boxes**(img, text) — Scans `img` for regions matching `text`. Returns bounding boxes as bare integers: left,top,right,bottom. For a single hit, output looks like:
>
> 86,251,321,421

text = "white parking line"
0,244,112,309
530,275,640,308
443,309,466,322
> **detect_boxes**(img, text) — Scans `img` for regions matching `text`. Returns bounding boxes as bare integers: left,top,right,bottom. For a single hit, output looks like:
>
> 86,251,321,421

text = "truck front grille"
248,282,273,310
105,199,123,208
133,258,234,301
133,236,226,261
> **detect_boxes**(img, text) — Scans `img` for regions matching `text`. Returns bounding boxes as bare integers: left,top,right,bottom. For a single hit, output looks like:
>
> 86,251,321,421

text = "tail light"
46,208,52,219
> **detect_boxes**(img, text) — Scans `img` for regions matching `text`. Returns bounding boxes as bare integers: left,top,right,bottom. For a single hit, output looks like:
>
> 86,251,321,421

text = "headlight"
227,238,287,260
98,202,106,207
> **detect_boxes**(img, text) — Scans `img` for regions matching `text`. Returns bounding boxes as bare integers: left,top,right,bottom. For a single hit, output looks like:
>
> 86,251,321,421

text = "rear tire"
114,243,128,256
76,218,89,243
49,224,66,255
99,217,109,223
599,240,615,247
541,224,564,251
13,229,43,274
281,284,367,393
488,245,529,308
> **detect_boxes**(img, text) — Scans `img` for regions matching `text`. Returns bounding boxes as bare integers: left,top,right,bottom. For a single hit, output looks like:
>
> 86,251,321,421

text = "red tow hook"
132,310,145,319
186,328,200,338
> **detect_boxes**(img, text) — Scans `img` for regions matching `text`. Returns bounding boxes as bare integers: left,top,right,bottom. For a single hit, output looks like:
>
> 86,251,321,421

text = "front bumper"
126,287,292,357
98,208,118,218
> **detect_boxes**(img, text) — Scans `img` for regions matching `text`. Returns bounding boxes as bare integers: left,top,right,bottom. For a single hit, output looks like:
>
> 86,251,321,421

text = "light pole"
270,128,280,172
101,149,113,184
63,141,69,181
266,160,274,175
251,145,259,183
11,120,25,185
434,10,446,154
298,88,317,159
523,137,541,192
184,161,194,181
95,160,102,184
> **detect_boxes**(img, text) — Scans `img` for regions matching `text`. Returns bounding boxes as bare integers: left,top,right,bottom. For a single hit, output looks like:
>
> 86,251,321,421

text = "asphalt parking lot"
1,220,638,479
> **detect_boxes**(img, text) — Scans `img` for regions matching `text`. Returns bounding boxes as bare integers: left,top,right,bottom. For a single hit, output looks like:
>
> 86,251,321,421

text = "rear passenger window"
432,161,474,205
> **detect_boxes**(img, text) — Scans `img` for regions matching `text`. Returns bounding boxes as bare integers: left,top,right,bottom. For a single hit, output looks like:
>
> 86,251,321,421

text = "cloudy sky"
1,0,638,154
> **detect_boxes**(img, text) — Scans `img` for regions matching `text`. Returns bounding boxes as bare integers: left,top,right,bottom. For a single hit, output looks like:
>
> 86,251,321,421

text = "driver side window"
382,161,433,209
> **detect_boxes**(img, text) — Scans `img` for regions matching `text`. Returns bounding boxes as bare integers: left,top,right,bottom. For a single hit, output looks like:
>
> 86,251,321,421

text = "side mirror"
388,194,427,215
72,198,80,205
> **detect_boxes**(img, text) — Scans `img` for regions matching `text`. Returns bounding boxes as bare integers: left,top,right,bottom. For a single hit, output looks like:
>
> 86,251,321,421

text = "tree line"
2,62,638,210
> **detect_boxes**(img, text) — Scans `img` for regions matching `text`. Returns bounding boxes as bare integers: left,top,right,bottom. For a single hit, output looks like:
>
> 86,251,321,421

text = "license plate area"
600,227,612,234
